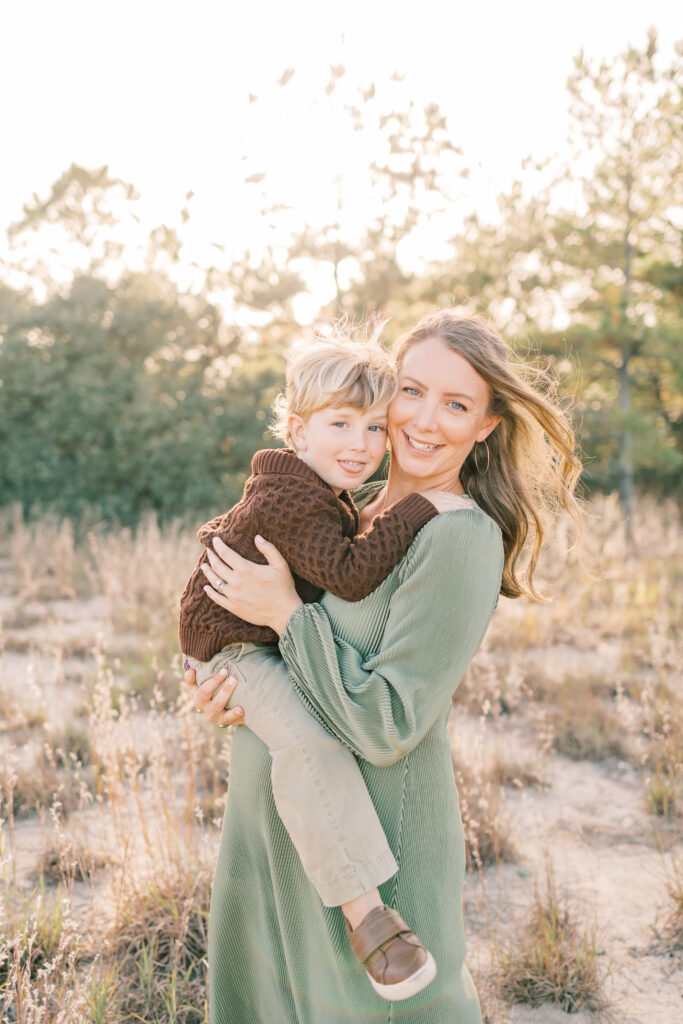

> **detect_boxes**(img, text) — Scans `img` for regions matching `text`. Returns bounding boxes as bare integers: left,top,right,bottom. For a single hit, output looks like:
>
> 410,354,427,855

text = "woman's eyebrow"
402,375,474,403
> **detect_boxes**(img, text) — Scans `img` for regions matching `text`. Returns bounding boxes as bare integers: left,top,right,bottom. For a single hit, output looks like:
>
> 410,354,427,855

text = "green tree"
0,166,285,523
0,270,281,522
427,33,683,523
555,31,682,530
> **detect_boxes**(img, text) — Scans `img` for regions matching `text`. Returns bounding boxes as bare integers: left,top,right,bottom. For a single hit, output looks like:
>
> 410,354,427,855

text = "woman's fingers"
193,668,244,726
202,581,233,611
211,536,249,567
217,705,246,728
206,548,233,582
184,667,197,688
201,560,229,593
253,534,290,569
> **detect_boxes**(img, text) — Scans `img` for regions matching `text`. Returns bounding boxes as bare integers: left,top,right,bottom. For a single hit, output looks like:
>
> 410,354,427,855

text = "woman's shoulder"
401,500,503,581
422,497,501,540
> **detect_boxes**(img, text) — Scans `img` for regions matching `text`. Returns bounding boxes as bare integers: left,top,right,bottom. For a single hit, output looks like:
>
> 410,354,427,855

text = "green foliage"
0,273,282,523
0,40,681,524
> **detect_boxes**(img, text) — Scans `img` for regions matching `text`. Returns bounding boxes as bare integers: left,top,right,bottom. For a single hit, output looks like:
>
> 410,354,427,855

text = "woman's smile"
402,432,444,455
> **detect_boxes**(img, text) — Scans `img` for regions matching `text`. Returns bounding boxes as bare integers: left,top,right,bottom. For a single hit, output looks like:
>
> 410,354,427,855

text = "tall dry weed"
1,505,88,601
1,496,680,1019
497,864,606,1013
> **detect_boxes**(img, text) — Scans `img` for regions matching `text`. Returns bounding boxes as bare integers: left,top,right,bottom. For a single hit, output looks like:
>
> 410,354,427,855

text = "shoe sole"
368,951,437,1001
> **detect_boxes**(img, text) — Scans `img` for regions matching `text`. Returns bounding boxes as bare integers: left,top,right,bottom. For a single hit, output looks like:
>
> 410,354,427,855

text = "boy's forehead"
326,403,389,417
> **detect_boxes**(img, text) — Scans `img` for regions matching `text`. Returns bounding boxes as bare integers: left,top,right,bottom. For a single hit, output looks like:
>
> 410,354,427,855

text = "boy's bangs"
321,373,395,413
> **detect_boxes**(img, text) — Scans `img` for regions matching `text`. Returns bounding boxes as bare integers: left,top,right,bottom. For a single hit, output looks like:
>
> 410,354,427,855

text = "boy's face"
289,404,389,494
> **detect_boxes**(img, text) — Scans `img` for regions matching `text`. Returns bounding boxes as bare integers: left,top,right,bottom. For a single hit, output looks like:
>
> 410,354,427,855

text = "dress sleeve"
278,509,504,767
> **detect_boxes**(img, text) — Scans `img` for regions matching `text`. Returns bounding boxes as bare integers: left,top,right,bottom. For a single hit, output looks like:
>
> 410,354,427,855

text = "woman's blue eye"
402,386,420,396
448,401,466,412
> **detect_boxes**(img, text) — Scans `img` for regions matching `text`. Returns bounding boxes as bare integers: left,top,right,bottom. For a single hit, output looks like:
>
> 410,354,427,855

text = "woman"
188,311,581,1023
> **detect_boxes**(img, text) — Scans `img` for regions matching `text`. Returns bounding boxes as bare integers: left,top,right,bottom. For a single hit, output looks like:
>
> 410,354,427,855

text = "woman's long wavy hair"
394,311,582,600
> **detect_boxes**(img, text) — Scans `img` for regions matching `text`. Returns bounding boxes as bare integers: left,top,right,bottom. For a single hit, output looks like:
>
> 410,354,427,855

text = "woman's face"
388,336,500,490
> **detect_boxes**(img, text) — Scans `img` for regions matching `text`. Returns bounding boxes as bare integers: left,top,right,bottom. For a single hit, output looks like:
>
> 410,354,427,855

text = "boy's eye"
368,424,387,433
332,421,347,428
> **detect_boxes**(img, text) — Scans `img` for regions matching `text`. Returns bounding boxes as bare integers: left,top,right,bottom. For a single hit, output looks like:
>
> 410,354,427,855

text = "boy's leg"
192,644,397,906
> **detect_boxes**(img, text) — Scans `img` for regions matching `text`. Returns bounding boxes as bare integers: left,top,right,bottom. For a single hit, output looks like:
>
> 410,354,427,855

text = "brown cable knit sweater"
178,448,438,661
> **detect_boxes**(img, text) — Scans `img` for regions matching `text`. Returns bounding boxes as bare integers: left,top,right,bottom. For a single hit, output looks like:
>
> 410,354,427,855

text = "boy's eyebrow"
401,375,474,403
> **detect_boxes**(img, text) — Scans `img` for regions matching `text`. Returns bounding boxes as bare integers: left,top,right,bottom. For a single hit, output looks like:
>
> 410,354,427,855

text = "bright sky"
1,0,680,314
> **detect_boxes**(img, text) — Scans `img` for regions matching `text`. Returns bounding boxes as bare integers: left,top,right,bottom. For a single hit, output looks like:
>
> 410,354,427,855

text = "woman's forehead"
400,338,489,400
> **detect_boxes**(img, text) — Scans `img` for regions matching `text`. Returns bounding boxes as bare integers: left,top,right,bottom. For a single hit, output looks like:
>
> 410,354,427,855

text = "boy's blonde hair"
271,322,397,449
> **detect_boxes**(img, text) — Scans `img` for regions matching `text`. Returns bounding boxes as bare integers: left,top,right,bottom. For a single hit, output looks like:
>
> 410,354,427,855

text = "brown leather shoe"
346,905,437,1001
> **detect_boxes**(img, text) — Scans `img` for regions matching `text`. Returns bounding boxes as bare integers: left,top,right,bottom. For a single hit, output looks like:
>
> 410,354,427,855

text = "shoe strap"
346,906,410,965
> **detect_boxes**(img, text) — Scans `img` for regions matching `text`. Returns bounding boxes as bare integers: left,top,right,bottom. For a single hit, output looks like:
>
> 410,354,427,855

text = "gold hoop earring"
474,440,490,474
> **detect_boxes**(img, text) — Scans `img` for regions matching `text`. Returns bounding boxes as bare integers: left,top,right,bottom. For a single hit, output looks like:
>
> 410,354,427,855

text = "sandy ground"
2,574,682,1023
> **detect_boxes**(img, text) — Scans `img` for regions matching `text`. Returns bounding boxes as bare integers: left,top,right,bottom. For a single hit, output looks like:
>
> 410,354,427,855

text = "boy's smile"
288,404,389,494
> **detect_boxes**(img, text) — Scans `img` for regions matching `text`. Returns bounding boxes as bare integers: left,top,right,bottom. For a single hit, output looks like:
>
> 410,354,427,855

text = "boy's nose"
348,430,368,451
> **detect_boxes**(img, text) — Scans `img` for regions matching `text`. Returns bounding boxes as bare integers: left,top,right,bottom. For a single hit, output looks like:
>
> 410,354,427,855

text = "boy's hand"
419,490,473,514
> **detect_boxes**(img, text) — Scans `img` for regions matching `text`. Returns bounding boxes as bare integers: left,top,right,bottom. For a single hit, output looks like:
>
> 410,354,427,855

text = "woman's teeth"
406,434,440,453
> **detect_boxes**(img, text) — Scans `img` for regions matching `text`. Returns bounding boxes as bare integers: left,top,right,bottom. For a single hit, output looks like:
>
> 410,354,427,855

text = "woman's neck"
382,461,465,505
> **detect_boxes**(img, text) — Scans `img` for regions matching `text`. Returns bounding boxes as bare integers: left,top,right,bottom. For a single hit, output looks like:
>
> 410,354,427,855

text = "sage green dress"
209,490,504,1023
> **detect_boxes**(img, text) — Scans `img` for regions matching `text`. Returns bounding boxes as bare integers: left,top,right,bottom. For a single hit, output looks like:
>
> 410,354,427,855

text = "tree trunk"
619,174,635,549
618,346,634,548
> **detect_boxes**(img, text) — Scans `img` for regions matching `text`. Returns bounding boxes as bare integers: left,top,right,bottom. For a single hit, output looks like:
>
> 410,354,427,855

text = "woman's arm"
278,510,503,768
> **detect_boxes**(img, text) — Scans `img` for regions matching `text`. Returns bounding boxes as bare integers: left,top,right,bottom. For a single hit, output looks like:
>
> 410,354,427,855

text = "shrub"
497,866,605,1013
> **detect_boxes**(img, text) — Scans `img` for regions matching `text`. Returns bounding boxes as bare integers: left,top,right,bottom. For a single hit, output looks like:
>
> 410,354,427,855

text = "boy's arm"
254,479,439,601
197,513,227,546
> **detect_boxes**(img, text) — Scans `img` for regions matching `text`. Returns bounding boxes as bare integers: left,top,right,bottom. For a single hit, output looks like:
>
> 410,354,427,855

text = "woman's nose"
411,403,439,433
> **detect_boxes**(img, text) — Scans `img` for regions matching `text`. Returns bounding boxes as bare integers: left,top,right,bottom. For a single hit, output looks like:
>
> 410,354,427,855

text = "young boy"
179,330,444,1001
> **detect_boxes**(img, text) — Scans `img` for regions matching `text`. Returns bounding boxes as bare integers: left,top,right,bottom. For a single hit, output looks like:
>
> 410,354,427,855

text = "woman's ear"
288,413,308,451
477,415,501,443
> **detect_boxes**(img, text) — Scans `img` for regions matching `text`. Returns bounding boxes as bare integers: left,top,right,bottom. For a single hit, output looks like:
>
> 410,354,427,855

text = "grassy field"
0,497,681,1023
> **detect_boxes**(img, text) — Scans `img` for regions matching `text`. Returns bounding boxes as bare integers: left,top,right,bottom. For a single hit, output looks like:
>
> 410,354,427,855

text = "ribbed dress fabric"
208,488,504,1023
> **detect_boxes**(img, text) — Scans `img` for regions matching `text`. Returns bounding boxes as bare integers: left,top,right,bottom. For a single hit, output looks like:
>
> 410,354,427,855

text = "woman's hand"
419,489,473,513
201,535,303,635
185,665,246,727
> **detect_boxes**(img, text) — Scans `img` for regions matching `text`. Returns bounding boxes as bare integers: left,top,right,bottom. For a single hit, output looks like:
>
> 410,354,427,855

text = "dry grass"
497,865,606,1013
2,506,90,601
107,860,211,1023
0,496,680,1021
659,851,683,951
451,716,527,870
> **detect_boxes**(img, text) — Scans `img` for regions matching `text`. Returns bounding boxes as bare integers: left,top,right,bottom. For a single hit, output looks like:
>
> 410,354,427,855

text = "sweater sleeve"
255,480,439,601
278,510,503,767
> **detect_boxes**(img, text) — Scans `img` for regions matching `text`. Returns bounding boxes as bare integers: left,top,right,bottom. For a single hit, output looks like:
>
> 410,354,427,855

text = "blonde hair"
394,311,582,601
271,323,397,449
